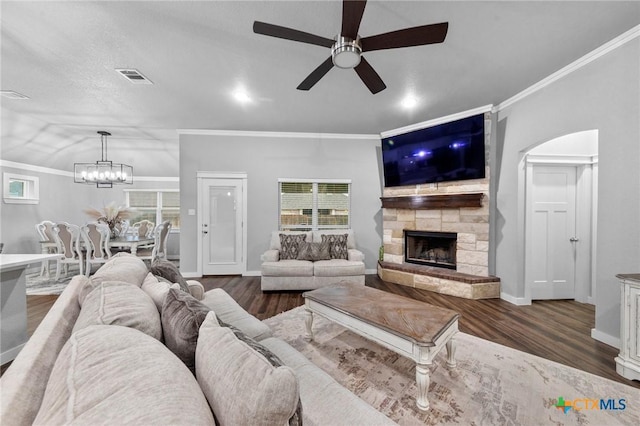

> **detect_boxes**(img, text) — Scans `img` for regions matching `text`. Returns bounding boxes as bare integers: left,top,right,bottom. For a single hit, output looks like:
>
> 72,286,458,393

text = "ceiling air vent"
115,68,153,85
1,90,30,99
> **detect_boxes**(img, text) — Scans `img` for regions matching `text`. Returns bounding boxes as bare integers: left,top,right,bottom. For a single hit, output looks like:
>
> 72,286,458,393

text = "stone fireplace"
405,230,457,270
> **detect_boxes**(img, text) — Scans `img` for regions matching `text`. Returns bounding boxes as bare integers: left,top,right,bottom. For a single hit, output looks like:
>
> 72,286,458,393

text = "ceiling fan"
253,0,448,94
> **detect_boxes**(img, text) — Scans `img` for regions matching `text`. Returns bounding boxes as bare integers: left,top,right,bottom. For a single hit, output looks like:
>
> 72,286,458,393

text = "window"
279,179,350,230
125,190,180,230
3,173,39,204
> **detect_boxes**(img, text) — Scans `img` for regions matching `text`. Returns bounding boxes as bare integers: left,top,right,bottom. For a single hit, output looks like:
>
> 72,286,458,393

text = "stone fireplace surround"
378,187,500,299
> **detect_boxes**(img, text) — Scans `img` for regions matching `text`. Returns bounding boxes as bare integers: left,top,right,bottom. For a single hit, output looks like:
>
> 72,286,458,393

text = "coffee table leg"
305,309,314,341
416,363,430,411
446,337,457,368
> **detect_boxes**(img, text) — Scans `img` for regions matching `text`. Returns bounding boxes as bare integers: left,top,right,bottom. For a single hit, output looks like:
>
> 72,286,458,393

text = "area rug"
25,270,77,295
264,306,639,425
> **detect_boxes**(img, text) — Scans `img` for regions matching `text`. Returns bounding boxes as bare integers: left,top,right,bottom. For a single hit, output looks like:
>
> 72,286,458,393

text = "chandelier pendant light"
74,131,133,188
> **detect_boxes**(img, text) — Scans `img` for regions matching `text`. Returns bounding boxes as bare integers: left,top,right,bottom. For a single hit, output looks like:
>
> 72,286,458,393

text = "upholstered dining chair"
81,222,112,276
137,221,171,263
51,222,83,280
35,220,58,276
131,220,155,238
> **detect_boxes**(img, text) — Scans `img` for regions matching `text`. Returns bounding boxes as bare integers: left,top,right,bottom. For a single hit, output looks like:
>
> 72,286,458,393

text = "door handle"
203,231,208,235
569,237,579,242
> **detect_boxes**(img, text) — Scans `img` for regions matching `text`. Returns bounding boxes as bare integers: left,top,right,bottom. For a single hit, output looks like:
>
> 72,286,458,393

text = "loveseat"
0,253,393,425
261,229,365,291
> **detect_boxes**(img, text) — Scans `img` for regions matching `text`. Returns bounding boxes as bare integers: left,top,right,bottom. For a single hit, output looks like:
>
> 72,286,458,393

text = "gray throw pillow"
150,259,190,293
296,241,331,261
321,233,349,259
161,288,211,374
279,234,307,260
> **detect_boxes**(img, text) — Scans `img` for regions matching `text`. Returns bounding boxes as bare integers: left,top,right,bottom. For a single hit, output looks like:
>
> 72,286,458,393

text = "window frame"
278,178,351,231
124,189,180,231
3,172,39,204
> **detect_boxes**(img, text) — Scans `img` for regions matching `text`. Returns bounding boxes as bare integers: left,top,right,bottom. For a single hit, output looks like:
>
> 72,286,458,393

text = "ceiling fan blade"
341,0,367,39
253,21,334,48
354,57,386,94
297,57,334,91
361,22,448,52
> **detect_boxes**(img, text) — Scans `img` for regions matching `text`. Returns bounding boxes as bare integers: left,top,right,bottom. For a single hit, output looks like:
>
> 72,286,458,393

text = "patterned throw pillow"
321,233,349,260
296,241,331,261
279,234,307,260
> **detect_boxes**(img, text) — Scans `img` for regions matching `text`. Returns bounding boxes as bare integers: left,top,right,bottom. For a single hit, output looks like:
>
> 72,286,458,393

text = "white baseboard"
591,328,620,349
500,292,531,305
181,272,201,279
365,268,377,274
1,343,26,365
244,270,261,277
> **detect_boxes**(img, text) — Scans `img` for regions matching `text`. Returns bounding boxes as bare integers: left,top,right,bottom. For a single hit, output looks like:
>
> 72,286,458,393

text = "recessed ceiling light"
232,88,252,104
400,95,419,109
1,90,30,100
115,68,153,85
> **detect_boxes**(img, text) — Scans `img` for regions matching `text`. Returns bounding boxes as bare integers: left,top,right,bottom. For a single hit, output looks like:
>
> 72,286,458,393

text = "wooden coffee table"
303,285,459,411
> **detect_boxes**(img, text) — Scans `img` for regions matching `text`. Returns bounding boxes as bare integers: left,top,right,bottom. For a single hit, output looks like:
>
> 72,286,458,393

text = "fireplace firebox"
404,230,457,270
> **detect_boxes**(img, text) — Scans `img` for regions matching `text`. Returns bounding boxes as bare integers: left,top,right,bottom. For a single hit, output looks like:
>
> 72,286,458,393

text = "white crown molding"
380,104,493,139
526,154,598,165
0,160,178,182
497,24,640,112
177,129,379,140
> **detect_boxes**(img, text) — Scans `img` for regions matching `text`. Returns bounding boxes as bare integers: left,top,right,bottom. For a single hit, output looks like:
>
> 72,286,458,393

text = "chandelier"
74,131,133,188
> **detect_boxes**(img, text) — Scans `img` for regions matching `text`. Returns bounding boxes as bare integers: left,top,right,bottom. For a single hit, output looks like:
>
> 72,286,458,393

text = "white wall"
179,133,383,275
494,38,639,342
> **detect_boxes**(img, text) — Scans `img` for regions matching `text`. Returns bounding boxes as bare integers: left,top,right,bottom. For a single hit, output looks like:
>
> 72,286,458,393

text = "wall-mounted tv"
382,113,486,187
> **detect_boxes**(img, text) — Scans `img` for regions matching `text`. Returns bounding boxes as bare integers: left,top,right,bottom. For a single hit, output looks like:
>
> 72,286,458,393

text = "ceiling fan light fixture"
331,36,362,69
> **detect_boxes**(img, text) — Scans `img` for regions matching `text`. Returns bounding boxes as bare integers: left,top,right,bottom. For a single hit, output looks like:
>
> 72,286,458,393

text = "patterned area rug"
264,306,639,425
25,269,78,295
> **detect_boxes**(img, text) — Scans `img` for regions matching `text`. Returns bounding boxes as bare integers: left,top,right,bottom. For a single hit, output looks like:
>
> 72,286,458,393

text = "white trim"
591,328,620,349
197,172,248,179
181,271,201,279
1,160,178,182
178,129,378,140
365,268,377,274
500,292,531,306
497,24,640,112
3,172,39,204
278,178,352,184
380,104,493,138
124,188,179,192
526,154,598,165
244,270,262,277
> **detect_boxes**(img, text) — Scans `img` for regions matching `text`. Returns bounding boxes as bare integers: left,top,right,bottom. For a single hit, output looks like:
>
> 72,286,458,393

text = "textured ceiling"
1,1,639,175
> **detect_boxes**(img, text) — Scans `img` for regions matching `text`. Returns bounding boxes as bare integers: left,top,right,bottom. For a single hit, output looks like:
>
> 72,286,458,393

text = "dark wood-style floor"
3,274,639,390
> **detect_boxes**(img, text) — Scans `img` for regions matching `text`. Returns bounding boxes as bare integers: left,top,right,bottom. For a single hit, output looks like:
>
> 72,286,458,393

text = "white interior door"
527,166,578,300
199,176,246,275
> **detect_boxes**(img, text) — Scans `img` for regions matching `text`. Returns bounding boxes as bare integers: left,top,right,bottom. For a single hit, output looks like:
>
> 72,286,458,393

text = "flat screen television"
382,113,486,187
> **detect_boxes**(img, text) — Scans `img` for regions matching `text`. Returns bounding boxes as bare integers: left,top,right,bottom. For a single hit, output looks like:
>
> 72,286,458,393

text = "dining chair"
81,222,112,276
137,221,171,262
35,220,58,276
132,220,155,238
51,222,83,280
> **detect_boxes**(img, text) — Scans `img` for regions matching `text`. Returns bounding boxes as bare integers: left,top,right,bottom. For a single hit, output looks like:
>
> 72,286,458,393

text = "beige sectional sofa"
0,253,393,426
261,229,366,291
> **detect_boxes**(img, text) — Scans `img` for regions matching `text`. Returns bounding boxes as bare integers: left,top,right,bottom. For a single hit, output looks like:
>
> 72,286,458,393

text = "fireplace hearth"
405,230,457,270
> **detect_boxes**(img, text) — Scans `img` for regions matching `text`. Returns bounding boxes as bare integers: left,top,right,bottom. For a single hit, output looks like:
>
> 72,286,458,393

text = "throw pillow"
149,259,190,293
73,281,162,341
321,233,349,259
33,325,214,425
141,272,173,312
279,233,307,260
296,241,331,261
196,313,302,426
161,287,211,374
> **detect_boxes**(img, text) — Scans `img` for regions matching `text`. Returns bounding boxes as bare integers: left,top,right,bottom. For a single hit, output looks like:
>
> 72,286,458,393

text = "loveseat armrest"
261,249,280,262
186,280,205,300
347,249,365,262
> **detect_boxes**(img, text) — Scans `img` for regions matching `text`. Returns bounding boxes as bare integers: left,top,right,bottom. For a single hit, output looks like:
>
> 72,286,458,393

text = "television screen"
382,113,486,187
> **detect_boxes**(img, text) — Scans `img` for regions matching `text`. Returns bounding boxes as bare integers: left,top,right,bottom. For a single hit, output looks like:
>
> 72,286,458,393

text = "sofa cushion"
140,272,172,312
196,313,301,426
321,233,349,260
149,259,191,293
73,281,162,341
279,233,307,260
313,259,366,277
261,259,314,277
161,287,211,374
270,230,312,250
79,253,149,304
297,241,331,261
200,288,272,341
33,325,214,426
312,229,356,249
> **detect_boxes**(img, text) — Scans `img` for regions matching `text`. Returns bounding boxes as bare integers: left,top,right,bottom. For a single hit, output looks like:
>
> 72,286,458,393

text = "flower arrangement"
84,202,135,235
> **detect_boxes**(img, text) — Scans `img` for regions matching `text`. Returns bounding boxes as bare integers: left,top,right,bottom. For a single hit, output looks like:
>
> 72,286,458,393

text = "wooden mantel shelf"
380,193,483,210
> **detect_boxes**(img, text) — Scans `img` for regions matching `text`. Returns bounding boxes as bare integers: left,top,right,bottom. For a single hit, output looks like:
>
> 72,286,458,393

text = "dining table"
107,235,154,256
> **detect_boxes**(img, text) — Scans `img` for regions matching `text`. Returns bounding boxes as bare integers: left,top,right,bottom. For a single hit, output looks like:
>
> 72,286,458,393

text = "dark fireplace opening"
404,230,457,270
